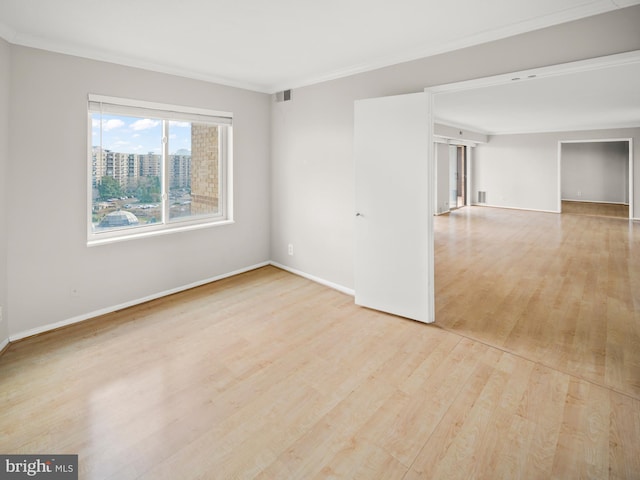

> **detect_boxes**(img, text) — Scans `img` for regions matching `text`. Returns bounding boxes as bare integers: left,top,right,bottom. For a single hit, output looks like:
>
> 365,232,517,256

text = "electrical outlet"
288,244,294,256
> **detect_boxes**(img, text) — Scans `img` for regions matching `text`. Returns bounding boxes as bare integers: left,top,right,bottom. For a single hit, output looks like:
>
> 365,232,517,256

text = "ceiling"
0,0,639,93
433,54,640,135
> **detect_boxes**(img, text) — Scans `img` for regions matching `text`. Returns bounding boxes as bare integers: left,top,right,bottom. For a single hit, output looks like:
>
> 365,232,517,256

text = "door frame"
434,140,474,214
447,145,467,210
558,138,634,218
457,145,467,208
425,50,640,222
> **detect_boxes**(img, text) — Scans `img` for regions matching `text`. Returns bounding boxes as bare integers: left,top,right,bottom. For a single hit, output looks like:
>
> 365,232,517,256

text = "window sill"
87,218,235,247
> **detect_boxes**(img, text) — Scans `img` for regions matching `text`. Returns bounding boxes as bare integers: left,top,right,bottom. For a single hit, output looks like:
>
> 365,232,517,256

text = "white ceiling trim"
0,21,18,44
0,0,632,93
429,50,640,95
1,28,267,93
470,121,640,137
610,0,640,6
435,114,640,137
560,137,633,143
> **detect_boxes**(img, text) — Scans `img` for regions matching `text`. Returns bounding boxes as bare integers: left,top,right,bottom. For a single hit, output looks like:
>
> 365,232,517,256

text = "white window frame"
87,94,234,246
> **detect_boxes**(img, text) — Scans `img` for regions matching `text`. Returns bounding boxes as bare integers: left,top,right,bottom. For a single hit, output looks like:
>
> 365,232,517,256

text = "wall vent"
478,191,487,203
275,89,292,102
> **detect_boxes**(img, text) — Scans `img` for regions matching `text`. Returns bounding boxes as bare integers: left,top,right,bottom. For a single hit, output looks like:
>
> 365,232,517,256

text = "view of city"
91,114,220,231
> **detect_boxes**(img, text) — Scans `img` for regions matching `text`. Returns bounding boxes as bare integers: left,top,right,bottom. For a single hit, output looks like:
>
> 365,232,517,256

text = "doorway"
449,145,467,210
559,139,633,219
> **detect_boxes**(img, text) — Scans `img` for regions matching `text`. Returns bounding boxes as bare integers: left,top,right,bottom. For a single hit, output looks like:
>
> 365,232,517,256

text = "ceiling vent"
275,89,292,102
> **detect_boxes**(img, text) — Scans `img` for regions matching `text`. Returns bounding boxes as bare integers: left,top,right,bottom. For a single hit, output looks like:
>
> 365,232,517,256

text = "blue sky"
91,114,192,155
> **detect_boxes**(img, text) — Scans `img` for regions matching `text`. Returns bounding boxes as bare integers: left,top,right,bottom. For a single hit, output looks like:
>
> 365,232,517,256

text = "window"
88,95,233,245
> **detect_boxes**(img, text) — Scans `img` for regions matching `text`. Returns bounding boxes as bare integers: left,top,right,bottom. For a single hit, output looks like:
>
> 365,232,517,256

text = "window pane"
91,113,162,233
88,95,232,244
168,121,221,220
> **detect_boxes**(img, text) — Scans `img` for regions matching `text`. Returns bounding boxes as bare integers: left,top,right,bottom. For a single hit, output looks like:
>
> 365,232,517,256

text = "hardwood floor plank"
312,438,408,480
405,350,510,479
256,376,399,479
551,378,611,479
609,392,640,479
562,200,628,219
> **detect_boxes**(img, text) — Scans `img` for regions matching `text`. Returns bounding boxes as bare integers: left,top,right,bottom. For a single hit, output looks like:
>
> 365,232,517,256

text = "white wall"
7,46,271,337
561,141,629,203
473,128,639,213
270,6,640,290
0,38,9,346
473,133,561,212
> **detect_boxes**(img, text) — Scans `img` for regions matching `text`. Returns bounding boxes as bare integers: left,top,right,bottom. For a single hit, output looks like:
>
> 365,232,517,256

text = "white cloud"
169,134,177,139
169,121,190,128
102,119,125,131
130,118,160,131
132,133,141,138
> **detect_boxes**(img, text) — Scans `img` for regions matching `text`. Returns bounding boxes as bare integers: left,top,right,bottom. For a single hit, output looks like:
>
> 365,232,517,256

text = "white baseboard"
471,203,559,214
269,262,355,296
473,202,638,219
0,337,9,354
562,199,629,205
9,261,270,342
9,260,352,343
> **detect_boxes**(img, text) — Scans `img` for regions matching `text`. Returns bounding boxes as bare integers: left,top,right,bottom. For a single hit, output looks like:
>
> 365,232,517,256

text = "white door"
354,92,434,323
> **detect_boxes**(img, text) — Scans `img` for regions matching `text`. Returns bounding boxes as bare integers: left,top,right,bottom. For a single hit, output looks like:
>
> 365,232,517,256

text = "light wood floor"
435,206,640,400
562,200,629,219
1,208,639,478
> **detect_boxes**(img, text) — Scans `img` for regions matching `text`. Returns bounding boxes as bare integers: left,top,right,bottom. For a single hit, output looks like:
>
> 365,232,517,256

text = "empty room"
1,1,639,479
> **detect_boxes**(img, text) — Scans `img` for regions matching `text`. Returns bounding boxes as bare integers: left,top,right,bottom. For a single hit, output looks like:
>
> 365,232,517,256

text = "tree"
135,176,161,203
98,176,123,199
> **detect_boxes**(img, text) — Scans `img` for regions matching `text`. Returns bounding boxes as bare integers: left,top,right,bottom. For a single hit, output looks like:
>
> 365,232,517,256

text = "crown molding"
1,1,633,93
483,122,640,136
0,21,17,44
267,0,624,92
4,30,273,93
428,50,640,95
